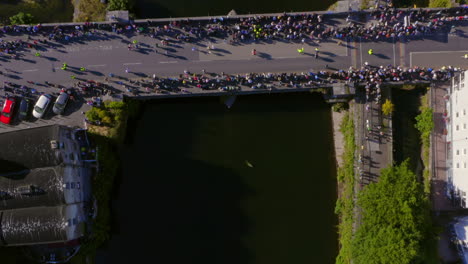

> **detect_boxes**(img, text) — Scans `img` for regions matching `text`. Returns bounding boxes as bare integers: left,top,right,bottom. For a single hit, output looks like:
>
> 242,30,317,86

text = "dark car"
18,98,31,121
0,97,16,125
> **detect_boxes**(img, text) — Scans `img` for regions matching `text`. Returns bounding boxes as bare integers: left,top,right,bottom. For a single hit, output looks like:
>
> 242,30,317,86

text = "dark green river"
135,0,335,18
97,92,338,263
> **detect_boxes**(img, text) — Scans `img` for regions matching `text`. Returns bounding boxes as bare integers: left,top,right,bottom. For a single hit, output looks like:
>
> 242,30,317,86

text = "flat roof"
0,125,63,169
0,206,67,246
0,166,65,211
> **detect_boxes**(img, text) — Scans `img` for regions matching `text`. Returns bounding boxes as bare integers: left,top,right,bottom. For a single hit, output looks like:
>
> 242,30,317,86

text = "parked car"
0,98,16,124
33,94,52,119
52,92,69,115
18,98,31,121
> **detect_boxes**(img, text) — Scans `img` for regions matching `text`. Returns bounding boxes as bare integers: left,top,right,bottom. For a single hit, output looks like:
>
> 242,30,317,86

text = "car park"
18,98,31,121
0,98,16,124
52,92,69,115
33,94,52,119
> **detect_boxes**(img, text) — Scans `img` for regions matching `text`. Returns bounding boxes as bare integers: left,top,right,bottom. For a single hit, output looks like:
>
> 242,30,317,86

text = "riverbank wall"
10,7,455,29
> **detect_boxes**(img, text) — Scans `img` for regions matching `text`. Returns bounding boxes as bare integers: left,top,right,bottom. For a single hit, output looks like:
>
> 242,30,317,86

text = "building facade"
448,70,468,207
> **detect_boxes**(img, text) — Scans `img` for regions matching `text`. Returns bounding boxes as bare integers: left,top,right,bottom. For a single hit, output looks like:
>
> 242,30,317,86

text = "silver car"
33,94,52,119
52,92,69,115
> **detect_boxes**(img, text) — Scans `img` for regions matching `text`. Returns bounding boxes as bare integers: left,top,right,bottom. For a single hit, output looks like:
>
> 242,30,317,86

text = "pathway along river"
97,92,338,264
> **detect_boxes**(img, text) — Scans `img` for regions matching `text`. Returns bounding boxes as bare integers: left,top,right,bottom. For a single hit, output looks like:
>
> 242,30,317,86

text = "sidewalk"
431,83,457,211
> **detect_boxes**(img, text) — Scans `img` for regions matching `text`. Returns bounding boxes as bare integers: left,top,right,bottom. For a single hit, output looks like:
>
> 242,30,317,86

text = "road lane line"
87,64,106,67
159,61,178,64
123,62,142,65
23,69,38,72
409,50,468,67
410,50,468,54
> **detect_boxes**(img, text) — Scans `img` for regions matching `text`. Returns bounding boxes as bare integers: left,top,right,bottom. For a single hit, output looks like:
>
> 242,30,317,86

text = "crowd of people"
95,65,463,96
0,7,467,49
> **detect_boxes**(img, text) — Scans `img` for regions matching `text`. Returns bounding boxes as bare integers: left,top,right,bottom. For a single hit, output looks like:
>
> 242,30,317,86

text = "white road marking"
23,69,38,72
87,64,106,67
410,50,468,67
123,62,142,65
159,61,178,64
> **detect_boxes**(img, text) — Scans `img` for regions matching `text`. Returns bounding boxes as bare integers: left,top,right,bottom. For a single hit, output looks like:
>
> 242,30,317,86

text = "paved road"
1,25,467,88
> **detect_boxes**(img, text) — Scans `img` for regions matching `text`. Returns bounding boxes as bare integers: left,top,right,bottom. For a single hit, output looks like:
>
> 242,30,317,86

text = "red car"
0,98,16,124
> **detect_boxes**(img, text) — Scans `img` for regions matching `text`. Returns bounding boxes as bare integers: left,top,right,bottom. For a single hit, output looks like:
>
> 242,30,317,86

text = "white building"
448,70,468,207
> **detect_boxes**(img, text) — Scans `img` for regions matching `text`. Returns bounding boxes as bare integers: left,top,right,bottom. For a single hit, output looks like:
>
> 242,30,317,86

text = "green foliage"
429,0,452,7
107,0,133,11
332,102,349,113
85,101,127,126
78,133,119,257
106,101,125,109
414,107,434,148
416,97,433,195
335,111,355,264
9,12,34,25
76,0,107,22
351,161,433,264
85,108,100,122
382,99,395,116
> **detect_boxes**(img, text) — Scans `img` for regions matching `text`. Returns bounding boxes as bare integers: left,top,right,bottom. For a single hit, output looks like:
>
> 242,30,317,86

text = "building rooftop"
0,204,84,246
0,167,64,211
0,125,63,169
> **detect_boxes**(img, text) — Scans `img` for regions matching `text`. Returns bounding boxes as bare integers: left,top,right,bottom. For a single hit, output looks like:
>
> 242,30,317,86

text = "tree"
107,0,131,11
382,99,395,116
414,107,434,147
9,12,34,25
351,161,432,264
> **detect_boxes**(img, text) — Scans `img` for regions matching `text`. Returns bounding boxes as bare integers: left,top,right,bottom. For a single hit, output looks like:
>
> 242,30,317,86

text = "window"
464,124,466,129
71,182,76,189
76,182,81,189
73,218,78,225
457,125,460,131
64,183,70,189
70,153,74,160
457,150,460,155
464,162,466,168
464,109,466,115
457,163,460,168
457,112,459,117
67,219,72,227
464,149,466,155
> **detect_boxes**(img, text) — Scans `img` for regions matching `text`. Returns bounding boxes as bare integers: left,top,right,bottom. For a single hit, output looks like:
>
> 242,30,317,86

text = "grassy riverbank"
72,99,141,264
335,111,355,264
415,92,434,195
0,0,73,25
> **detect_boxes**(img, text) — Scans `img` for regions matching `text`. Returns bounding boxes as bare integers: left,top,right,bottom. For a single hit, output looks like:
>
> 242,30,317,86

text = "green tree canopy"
9,12,34,25
351,161,432,264
414,107,434,147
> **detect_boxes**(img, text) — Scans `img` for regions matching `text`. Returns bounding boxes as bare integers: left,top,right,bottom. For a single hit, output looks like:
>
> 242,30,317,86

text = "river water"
135,0,335,18
97,92,338,264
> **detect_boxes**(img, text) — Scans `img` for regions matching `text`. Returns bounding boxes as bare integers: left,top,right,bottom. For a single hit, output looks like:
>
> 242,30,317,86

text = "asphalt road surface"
1,24,467,89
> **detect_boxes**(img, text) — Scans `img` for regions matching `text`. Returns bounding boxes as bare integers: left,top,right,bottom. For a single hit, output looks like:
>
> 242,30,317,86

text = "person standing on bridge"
298,47,304,54
314,47,319,58
35,52,40,57
464,54,468,59
80,67,86,72
368,49,374,55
